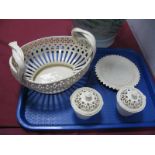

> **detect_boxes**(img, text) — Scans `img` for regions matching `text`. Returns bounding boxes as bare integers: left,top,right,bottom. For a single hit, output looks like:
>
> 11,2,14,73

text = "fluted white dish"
95,55,140,90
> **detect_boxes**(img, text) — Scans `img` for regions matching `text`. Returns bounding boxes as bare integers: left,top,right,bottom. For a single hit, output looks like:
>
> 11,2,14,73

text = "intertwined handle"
71,28,96,60
8,41,25,81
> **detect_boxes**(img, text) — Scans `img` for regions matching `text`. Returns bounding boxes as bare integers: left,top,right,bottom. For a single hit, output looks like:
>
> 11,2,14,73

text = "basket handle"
8,41,25,81
71,28,96,60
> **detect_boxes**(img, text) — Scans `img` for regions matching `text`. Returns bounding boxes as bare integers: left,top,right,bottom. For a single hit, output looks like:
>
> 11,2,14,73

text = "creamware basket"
9,28,96,94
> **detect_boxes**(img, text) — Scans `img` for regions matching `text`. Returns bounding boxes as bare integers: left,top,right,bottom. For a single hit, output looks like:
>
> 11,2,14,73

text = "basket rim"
21,36,73,49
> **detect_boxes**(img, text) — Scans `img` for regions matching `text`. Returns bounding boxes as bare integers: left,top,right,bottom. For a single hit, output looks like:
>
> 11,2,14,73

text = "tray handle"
8,41,25,81
71,28,96,60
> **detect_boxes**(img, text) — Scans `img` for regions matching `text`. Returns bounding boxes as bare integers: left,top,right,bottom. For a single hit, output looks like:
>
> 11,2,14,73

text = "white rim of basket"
116,86,146,113
95,54,141,90
21,36,73,49
9,35,93,84
70,87,104,116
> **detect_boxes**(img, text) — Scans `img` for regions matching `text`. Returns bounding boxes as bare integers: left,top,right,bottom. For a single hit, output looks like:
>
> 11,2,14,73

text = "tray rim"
16,48,155,131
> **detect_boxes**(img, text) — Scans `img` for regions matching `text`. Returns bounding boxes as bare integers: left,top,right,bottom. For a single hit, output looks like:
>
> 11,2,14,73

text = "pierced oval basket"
9,28,96,94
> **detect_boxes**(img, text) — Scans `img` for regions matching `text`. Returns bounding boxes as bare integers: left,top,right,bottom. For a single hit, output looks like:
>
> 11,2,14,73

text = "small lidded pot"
116,87,146,116
70,87,104,119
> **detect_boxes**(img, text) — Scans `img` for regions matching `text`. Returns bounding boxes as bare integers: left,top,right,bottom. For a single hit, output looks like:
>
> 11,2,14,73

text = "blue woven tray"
17,48,155,130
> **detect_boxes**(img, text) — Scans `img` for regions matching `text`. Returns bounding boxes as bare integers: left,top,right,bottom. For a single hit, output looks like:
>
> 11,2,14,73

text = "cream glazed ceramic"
116,87,146,116
95,55,140,90
70,87,104,119
9,28,96,94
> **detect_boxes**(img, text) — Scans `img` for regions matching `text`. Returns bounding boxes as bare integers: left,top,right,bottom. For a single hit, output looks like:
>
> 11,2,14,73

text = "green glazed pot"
73,19,125,47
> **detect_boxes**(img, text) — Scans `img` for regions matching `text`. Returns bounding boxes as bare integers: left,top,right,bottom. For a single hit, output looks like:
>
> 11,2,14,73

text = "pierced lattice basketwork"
70,87,104,119
116,87,146,116
9,28,96,94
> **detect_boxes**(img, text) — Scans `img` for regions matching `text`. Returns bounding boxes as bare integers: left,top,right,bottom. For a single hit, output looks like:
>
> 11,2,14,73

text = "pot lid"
70,87,104,116
117,87,146,113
